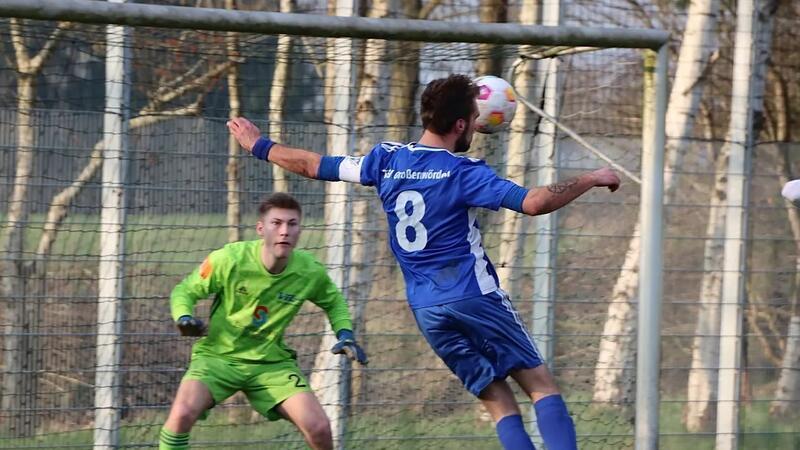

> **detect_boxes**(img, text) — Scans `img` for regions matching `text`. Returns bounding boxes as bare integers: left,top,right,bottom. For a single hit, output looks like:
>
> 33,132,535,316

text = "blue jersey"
337,142,520,309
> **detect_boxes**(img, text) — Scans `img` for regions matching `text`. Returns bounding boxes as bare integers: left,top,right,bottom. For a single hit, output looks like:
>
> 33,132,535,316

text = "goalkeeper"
159,193,367,450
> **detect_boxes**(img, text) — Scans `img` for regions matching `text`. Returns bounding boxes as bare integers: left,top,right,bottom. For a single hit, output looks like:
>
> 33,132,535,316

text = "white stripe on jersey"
338,155,364,183
498,289,544,362
380,141,405,152
467,208,498,294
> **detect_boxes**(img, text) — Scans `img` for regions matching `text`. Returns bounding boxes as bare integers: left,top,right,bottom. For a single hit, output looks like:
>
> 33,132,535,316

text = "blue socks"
534,394,577,450
496,414,536,450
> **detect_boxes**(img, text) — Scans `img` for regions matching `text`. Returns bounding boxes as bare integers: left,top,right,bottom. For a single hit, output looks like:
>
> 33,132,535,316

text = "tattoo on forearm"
547,178,579,194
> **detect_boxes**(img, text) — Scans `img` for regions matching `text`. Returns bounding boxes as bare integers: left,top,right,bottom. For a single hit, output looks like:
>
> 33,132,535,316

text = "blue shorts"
412,290,543,397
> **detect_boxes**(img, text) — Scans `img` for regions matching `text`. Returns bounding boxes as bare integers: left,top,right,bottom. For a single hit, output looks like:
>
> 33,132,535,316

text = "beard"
453,130,471,153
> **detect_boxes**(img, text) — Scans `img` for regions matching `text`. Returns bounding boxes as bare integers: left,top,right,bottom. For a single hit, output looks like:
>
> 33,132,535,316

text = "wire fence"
1,1,799,449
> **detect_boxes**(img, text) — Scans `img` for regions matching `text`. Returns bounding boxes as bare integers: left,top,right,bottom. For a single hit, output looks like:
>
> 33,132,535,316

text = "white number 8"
394,190,428,252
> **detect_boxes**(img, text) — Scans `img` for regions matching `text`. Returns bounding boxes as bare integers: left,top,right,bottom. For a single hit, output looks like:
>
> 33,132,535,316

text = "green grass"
3,398,798,449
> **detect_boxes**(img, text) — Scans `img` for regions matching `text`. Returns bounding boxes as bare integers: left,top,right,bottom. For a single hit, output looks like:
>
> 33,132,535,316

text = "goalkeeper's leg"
274,392,333,450
160,380,214,450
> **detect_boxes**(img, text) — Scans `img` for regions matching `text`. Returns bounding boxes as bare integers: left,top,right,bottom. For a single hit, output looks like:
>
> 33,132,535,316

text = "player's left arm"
310,266,368,365
520,167,620,216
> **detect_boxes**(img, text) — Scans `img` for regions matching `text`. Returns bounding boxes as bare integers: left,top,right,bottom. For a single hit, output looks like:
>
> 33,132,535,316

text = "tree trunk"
1,20,71,434
1,74,35,433
364,0,422,384
471,0,507,163
684,126,727,431
226,0,242,242
347,0,390,407
593,0,720,404
714,1,776,445
269,0,295,193
495,1,537,300
770,124,800,415
310,2,356,446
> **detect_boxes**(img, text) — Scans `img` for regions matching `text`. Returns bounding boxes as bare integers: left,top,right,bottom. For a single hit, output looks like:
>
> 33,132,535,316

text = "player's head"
256,192,302,259
420,74,480,153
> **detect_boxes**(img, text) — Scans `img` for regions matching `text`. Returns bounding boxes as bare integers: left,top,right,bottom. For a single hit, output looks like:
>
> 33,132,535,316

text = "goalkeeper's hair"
420,74,479,135
258,192,302,217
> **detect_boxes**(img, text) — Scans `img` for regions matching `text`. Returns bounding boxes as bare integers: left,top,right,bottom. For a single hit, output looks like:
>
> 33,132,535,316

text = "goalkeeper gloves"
176,315,206,337
331,329,368,365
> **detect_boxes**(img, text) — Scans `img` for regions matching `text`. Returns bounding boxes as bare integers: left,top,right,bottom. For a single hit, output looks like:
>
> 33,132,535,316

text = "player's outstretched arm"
522,167,620,216
227,117,322,179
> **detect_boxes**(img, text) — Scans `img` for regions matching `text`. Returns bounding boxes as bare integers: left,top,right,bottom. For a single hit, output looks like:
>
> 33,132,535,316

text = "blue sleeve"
459,160,517,210
500,184,529,212
358,145,384,187
317,156,344,181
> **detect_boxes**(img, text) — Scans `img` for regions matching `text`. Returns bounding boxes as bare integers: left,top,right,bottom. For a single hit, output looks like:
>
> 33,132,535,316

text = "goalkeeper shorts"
413,289,543,397
182,354,312,421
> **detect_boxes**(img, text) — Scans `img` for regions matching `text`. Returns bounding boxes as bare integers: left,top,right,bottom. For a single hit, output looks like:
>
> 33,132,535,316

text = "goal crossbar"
0,0,669,49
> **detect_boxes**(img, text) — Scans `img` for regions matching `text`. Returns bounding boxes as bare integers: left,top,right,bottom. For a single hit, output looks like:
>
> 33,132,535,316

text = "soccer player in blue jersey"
228,74,620,450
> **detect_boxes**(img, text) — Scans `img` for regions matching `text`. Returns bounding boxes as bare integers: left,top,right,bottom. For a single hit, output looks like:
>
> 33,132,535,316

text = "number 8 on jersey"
394,190,428,252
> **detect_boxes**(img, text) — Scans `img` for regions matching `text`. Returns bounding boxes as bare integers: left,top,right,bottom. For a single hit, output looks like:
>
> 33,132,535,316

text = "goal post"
0,1,668,449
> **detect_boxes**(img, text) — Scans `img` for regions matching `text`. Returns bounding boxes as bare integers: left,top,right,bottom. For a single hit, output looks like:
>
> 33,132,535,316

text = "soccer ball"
474,75,517,134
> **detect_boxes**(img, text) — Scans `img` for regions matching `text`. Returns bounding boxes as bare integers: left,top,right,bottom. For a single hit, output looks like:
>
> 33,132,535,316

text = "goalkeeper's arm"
170,251,225,336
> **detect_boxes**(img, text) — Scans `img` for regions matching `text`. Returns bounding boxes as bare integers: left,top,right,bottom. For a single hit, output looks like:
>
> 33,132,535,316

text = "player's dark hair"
258,192,302,217
420,74,479,135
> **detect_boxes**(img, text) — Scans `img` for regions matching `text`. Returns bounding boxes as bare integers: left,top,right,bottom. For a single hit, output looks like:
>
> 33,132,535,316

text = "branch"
33,103,201,262
419,0,443,20
747,302,783,366
297,36,326,79
141,60,234,114
623,0,656,29
157,59,205,95
28,21,73,74
9,18,30,72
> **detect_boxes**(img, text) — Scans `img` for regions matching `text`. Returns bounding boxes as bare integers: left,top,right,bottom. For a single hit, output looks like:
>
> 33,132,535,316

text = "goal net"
0,2,667,449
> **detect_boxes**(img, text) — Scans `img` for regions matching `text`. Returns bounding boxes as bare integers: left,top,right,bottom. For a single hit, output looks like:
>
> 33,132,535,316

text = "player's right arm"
226,117,379,185
227,117,322,179
170,249,228,335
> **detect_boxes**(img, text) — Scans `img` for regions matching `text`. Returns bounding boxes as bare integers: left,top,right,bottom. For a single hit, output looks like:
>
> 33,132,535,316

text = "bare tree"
341,0,393,407
269,0,295,193
495,0,537,304
593,0,721,405
769,66,800,417
32,60,233,266
225,0,243,242
1,19,72,434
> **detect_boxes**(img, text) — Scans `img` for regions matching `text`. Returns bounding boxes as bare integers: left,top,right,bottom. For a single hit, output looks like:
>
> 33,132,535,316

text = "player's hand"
782,179,800,207
591,167,620,192
176,315,206,337
331,329,368,365
226,117,263,153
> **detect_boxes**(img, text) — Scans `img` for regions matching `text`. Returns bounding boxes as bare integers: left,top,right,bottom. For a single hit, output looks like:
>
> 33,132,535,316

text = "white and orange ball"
474,75,517,134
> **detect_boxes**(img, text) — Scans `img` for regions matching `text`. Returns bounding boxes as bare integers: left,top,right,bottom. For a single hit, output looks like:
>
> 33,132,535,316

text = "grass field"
3,399,799,449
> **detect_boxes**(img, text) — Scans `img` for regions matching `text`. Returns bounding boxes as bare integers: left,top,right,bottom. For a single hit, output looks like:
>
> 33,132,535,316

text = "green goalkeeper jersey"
171,240,353,363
